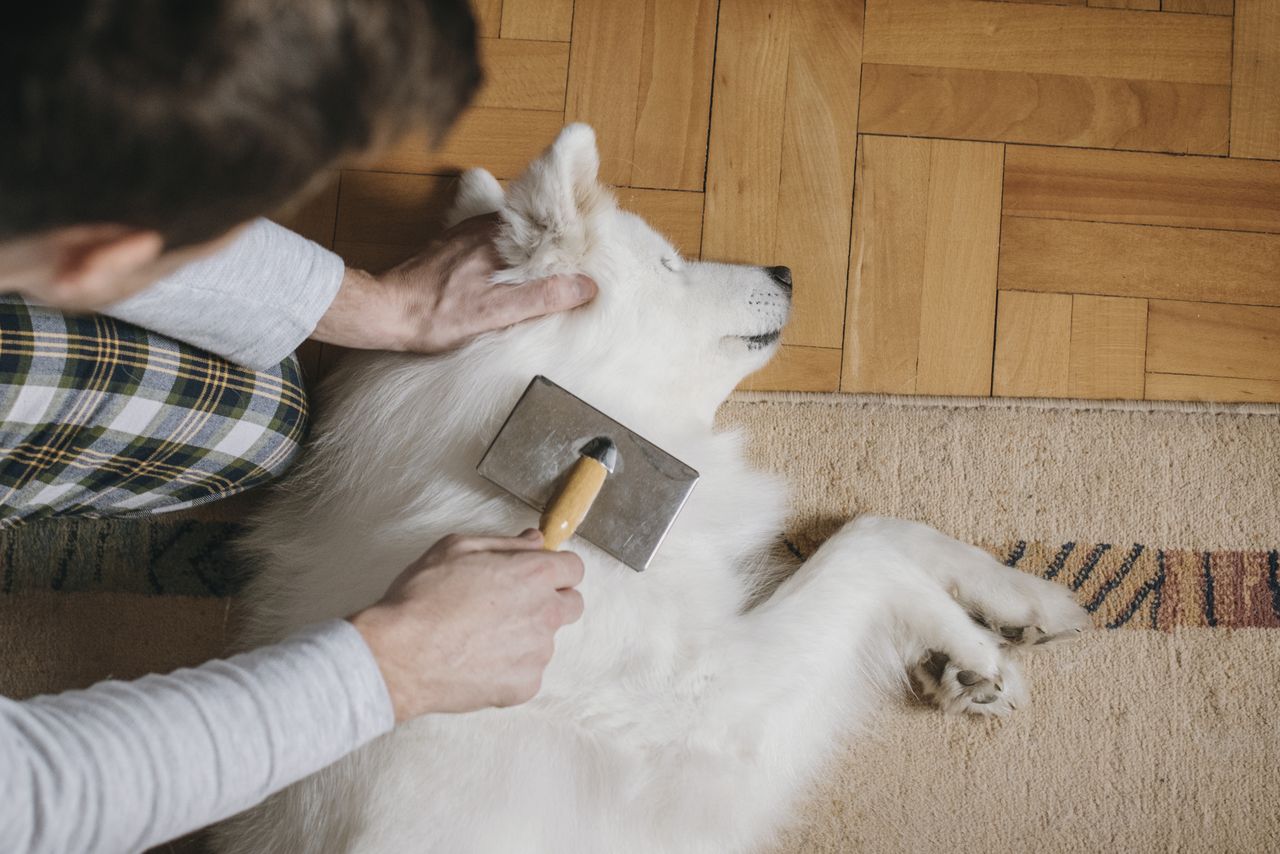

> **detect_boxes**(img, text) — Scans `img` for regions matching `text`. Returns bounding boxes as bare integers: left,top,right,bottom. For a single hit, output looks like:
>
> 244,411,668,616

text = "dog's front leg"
709,515,1091,743
664,519,909,847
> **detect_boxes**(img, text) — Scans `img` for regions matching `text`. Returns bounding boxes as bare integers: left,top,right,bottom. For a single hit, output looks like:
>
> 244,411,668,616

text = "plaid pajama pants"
0,296,308,527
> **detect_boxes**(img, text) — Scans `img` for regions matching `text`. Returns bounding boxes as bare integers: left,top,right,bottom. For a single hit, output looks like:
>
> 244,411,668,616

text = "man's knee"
1,299,309,524
201,351,310,489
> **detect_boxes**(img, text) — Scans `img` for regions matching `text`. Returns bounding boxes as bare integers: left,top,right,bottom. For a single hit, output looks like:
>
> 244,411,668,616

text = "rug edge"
729,390,1280,417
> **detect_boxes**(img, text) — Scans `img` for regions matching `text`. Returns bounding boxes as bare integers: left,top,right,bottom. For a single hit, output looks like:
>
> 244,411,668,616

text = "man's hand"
348,530,585,721
312,215,597,353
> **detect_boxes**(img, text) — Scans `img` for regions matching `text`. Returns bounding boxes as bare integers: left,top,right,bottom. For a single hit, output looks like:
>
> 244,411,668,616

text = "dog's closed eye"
661,256,682,272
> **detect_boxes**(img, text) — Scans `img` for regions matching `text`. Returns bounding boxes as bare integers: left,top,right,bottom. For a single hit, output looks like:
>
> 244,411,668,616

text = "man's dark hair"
1,0,481,247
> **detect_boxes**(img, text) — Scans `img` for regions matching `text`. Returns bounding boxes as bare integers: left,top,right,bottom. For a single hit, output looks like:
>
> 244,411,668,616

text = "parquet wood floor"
278,0,1280,402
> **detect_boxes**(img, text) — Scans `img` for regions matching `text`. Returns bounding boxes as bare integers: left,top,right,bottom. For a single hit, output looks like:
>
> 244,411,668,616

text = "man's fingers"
428,533,584,588
519,549,585,590
553,551,586,590
434,532,544,556
557,588,585,625
487,274,597,328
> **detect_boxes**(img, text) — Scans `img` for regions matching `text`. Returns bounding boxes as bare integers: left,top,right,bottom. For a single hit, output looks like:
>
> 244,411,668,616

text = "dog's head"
448,125,791,425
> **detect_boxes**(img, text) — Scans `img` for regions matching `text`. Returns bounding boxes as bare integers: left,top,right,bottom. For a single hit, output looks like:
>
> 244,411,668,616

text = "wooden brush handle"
540,455,609,551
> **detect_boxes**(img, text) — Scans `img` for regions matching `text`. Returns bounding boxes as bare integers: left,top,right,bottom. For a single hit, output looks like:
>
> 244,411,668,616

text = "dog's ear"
493,123,613,282
445,168,505,228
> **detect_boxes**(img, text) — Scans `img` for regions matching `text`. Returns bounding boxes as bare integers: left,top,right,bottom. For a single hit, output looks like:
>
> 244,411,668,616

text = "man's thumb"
506,273,597,322
546,274,597,310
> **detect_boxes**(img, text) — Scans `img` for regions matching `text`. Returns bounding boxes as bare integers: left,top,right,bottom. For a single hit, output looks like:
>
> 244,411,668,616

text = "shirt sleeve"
101,219,346,370
0,619,394,854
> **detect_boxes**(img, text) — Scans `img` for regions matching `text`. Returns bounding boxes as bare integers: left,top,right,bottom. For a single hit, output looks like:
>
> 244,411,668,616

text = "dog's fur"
214,125,1089,854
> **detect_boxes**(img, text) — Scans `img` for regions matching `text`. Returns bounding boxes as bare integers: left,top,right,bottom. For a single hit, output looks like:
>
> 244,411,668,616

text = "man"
0,2,594,851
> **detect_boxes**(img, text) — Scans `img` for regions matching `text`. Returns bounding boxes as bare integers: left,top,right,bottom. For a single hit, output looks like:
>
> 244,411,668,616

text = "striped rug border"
3,519,1277,630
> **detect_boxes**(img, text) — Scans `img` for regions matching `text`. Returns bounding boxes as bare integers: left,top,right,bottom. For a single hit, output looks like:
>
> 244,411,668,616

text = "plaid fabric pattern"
0,296,308,527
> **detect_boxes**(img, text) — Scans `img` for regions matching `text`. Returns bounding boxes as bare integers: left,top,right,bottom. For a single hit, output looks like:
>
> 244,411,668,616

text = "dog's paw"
911,649,1028,717
893,589,1029,717
849,516,1091,716
948,564,1093,648
848,517,1094,645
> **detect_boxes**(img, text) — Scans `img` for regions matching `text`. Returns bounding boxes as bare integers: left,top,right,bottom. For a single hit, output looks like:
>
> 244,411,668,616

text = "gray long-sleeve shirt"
1,220,395,852
104,218,346,369
1,621,393,853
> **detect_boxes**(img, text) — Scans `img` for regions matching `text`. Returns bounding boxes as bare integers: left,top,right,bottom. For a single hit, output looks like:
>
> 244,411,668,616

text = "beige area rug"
725,393,1280,851
774,629,1280,853
2,392,1278,852
723,392,1280,551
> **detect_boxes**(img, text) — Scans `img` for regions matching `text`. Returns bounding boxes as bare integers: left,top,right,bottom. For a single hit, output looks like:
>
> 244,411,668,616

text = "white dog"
215,125,1089,854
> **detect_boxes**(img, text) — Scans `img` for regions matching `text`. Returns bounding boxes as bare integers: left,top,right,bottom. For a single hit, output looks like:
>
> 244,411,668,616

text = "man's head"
0,0,480,309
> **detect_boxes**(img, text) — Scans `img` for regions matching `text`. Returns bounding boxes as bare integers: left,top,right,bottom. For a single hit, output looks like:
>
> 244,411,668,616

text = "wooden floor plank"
705,0,860,353
614,188,705,258
1088,0,1159,9
998,217,1280,306
772,0,862,349
631,0,718,191
365,109,564,179
1163,0,1232,13
473,0,503,38
995,0,1087,6
993,290,1073,397
568,0,718,191
1145,373,1280,403
1231,0,1280,160
500,0,574,41
859,64,1229,155
1147,300,1280,381
1162,0,1232,13
843,136,1002,395
474,39,569,112
702,0,791,260
334,171,456,248
1068,294,1148,398
272,173,339,249
915,141,1004,396
1003,145,1280,234
739,345,842,392
842,135,931,392
863,0,1233,85
565,0,646,185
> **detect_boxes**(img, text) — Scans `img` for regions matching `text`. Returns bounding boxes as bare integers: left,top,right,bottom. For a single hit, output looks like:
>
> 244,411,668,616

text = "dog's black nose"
766,265,792,292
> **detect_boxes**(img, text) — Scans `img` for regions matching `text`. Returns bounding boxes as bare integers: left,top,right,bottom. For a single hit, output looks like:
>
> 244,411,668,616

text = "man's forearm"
0,620,393,854
310,266,416,352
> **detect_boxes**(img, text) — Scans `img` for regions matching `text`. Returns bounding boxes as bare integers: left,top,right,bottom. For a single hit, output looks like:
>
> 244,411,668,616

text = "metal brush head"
477,376,699,572
578,435,619,473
